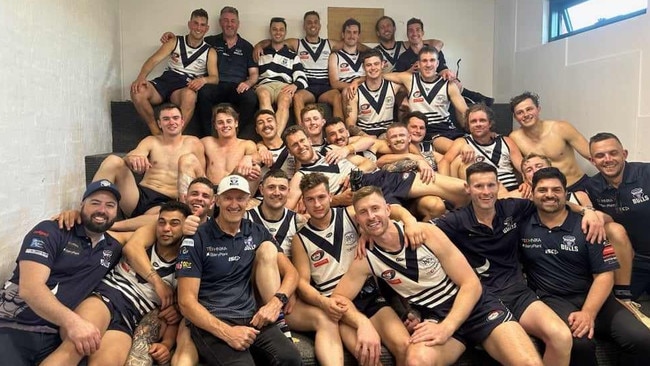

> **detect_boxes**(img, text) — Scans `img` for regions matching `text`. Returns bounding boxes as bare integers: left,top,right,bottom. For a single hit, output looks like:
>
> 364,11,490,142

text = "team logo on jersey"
560,235,578,252
486,310,504,321
281,58,289,66
418,255,437,269
385,96,394,106
381,269,402,284
360,104,371,114
344,232,357,246
340,63,349,71
631,187,649,204
434,95,446,105
311,250,329,267
171,52,180,63
299,51,309,59
233,48,243,56
502,217,517,234
100,250,114,268
244,236,256,251
181,238,194,247
413,91,422,98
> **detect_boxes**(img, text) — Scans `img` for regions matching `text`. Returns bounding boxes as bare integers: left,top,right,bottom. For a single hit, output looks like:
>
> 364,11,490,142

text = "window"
549,0,647,41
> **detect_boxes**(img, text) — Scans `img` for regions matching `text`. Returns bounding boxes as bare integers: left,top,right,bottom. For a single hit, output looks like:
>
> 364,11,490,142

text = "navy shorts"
361,170,416,205
493,281,539,320
150,70,191,101
566,174,589,193
417,291,514,346
131,184,173,218
428,123,466,141
304,84,333,99
352,278,389,318
92,283,141,336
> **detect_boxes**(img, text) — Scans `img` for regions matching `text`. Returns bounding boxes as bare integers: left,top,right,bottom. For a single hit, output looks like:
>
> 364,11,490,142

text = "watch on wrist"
274,292,289,305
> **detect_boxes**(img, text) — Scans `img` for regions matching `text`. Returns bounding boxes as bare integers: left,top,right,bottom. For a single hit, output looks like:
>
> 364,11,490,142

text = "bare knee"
255,242,278,266
406,345,441,366
277,94,292,109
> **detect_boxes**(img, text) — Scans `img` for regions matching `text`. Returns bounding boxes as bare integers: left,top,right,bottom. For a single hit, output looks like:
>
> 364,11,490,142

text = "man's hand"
408,63,419,73
236,155,256,179
346,79,363,100
152,280,174,310
285,293,297,315
253,44,265,63
281,84,298,96
125,155,152,174
403,311,421,334
409,319,454,346
417,160,435,184
250,298,283,328
568,310,595,339
458,144,476,164
518,182,532,199
581,209,606,244
224,325,260,351
236,82,251,94
325,146,350,165
332,189,353,207
355,321,381,366
438,69,456,81
403,221,426,250
319,296,348,321
257,146,274,167
52,210,81,230
63,316,102,356
187,77,207,92
182,215,201,236
149,343,171,365
158,305,181,325
131,78,148,95
355,234,374,259
160,31,175,44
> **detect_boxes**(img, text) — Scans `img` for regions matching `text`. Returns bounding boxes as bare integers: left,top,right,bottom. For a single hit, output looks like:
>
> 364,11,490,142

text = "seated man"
520,167,650,365
323,118,380,165
95,103,204,220
328,19,366,98
176,175,301,365
256,17,308,135
333,186,543,366
0,181,129,364
131,9,218,135
283,125,469,210
345,49,402,136
440,104,523,194
41,201,192,366
288,172,421,365
255,109,297,181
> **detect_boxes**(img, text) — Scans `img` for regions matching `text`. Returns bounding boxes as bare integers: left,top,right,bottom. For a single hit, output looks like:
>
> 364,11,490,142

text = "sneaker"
616,298,650,329
350,169,364,191
275,312,294,342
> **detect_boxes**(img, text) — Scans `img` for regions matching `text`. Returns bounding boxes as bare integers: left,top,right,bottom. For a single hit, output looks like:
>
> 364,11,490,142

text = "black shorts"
566,174,589,193
352,278,389,318
92,283,140,336
361,170,416,205
305,84,333,99
131,184,173,218
493,281,539,320
150,70,191,101
417,292,514,346
428,123,466,141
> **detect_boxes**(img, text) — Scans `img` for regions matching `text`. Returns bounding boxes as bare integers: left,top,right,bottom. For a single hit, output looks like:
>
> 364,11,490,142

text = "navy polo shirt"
587,162,650,257
176,217,277,319
432,198,536,290
519,210,619,296
394,48,449,73
0,221,122,330
204,33,257,84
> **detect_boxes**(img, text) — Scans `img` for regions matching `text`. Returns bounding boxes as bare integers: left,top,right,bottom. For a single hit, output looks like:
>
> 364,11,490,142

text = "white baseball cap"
217,175,250,195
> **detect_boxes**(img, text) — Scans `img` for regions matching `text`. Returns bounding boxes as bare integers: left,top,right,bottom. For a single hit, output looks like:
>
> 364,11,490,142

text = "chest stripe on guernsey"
378,43,403,66
369,225,419,282
300,212,344,261
178,37,210,68
338,52,363,73
466,136,504,167
359,81,390,115
415,76,445,104
270,148,290,171
300,39,327,62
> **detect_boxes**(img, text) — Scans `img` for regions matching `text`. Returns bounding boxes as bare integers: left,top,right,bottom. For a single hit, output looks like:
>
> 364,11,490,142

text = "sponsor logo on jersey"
311,250,324,262
486,310,503,321
181,238,194,247
228,256,240,262
25,249,48,258
29,238,45,249
32,230,49,237
545,248,558,255
381,269,402,284
63,241,81,255
176,260,192,270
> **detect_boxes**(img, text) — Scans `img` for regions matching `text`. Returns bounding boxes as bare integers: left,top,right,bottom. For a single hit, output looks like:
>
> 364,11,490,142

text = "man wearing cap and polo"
0,180,132,365
176,175,301,365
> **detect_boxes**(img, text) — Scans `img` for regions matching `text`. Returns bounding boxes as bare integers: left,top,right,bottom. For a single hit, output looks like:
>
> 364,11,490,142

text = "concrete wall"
0,1,122,282
494,0,650,165
118,0,495,99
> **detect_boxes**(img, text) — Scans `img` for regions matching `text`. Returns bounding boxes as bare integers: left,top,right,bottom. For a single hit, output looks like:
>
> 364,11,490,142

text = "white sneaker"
617,298,650,329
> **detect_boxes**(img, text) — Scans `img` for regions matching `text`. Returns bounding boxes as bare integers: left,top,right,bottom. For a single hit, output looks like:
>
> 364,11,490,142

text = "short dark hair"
342,18,361,33
304,11,319,20
190,8,209,20
270,17,286,28
404,111,428,125
262,169,289,184
521,153,552,172
418,46,439,60
465,162,497,183
324,118,346,131
589,132,623,147
361,49,383,63
282,125,306,145
375,16,395,32
188,177,215,194
352,186,384,206
406,18,424,31
465,103,495,127
254,109,276,121
509,91,540,113
220,6,239,17
155,103,181,121
159,201,192,218
531,167,566,190
299,172,329,193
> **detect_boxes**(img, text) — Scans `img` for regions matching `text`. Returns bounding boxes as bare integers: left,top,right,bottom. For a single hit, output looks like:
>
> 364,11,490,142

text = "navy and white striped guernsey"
246,206,299,257
464,135,518,191
375,41,408,72
167,35,211,79
335,49,365,83
258,45,308,89
408,73,454,130
297,38,332,85
356,80,397,136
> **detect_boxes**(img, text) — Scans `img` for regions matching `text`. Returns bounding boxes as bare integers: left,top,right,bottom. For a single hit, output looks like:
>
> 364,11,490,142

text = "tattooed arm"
125,309,162,366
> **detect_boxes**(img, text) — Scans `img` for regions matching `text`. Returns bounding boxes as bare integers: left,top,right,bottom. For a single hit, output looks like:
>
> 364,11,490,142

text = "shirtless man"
131,9,218,135
509,91,591,192
93,103,204,219
177,104,257,199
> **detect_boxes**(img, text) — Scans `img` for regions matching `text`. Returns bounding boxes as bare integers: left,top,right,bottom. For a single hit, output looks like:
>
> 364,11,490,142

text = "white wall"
0,1,122,282
494,0,650,163
119,0,495,99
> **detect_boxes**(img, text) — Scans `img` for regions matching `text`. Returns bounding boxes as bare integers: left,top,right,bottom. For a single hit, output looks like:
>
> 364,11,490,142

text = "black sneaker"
350,169,364,191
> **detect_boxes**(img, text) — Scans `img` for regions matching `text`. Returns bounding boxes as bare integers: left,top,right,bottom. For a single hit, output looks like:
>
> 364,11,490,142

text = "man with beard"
520,167,650,365
283,125,469,210
329,19,367,98
40,201,192,366
323,118,380,165
0,180,129,364
254,109,297,181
